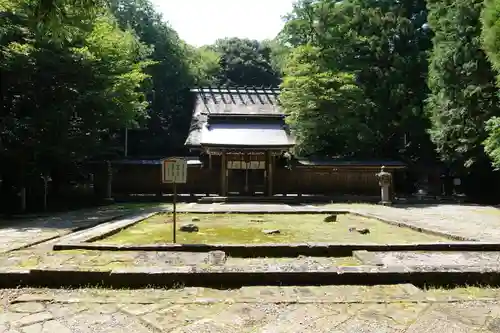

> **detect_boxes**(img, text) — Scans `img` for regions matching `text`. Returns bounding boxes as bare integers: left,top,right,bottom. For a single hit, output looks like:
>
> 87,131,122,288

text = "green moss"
98,213,449,245
17,256,41,268
423,285,500,298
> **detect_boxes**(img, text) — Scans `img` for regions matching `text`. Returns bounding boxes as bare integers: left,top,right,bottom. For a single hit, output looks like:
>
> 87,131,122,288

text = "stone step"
1,264,500,289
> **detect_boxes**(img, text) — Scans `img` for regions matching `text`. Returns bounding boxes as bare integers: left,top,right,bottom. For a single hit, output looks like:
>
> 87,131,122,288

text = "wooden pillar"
221,152,227,196
267,151,273,196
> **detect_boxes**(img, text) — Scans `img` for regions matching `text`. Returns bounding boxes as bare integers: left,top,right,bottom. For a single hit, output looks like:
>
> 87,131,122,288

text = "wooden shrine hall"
185,87,294,196
109,86,406,199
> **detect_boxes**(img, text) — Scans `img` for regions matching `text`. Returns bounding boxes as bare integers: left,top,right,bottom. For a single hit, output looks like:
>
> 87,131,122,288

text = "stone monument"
376,166,392,205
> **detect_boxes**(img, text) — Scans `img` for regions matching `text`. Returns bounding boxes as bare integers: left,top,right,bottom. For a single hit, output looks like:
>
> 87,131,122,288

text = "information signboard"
161,157,188,243
162,158,187,184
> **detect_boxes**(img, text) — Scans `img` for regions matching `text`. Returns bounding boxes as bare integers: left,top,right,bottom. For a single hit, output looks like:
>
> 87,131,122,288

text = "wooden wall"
111,163,392,196
274,166,382,195
112,164,219,195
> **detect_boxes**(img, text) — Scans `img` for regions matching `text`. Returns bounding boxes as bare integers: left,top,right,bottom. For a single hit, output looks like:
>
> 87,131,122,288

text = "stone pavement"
346,204,500,242
1,285,500,332
0,204,167,253
370,251,500,267
0,250,361,271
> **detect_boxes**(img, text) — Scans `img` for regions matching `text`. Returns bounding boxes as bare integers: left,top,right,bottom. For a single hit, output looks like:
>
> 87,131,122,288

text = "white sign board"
162,158,187,184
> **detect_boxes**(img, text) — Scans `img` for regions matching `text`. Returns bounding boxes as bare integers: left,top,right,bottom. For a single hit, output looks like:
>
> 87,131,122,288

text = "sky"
151,0,295,46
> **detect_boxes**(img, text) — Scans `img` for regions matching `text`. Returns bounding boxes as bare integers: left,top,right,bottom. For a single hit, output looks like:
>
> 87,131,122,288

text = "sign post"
162,157,187,243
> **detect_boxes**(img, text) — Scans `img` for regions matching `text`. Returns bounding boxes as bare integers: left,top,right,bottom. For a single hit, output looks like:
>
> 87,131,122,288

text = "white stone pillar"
381,185,390,203
376,166,392,206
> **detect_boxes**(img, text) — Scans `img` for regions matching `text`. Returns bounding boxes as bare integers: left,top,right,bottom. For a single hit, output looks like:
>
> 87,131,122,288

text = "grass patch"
97,213,449,245
423,285,500,297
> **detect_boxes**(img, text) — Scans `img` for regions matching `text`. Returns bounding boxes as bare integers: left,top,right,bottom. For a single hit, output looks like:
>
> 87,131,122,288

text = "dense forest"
1,0,500,211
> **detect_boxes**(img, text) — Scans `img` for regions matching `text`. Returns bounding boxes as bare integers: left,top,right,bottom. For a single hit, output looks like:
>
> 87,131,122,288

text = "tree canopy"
0,0,151,186
481,0,500,168
2,0,500,210
279,0,435,165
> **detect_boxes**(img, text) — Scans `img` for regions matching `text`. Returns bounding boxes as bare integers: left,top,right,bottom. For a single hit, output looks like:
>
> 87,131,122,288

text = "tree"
109,0,196,156
281,45,371,157
426,0,500,169
186,45,221,86
261,38,291,77
279,0,435,164
481,0,500,168
212,37,281,87
0,0,151,211
484,117,500,168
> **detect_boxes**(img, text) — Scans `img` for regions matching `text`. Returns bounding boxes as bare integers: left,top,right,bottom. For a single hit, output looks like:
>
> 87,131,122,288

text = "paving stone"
357,303,428,329
486,317,500,332
21,323,43,333
215,303,274,328
9,303,46,314
14,312,53,327
90,304,119,315
436,302,492,327
298,305,351,332
257,304,334,333
141,304,224,331
119,303,165,316
170,318,235,333
405,309,474,333
63,312,116,330
373,251,500,267
0,312,25,326
332,317,402,333
40,320,73,333
46,303,88,318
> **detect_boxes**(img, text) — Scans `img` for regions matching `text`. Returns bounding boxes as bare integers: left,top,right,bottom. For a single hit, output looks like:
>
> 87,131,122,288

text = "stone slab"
0,264,498,288
371,251,500,267
52,242,500,257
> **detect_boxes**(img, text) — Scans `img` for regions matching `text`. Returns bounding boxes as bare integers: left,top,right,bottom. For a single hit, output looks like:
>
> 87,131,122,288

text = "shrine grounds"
1,202,500,331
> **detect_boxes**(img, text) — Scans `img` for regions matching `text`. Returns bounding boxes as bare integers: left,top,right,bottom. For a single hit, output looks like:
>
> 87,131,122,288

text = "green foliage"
212,37,281,86
482,0,500,75
484,117,500,168
0,0,151,182
280,0,435,162
281,45,370,157
481,0,500,168
109,0,196,155
261,39,291,76
426,0,500,168
185,45,221,86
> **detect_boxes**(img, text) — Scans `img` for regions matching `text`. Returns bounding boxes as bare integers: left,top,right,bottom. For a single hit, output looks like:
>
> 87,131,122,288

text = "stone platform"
2,286,500,332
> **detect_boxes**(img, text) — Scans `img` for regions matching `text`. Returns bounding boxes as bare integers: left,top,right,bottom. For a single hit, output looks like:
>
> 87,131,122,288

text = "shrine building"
110,86,406,199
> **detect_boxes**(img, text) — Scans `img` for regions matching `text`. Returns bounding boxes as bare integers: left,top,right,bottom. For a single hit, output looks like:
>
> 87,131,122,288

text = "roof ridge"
191,86,280,94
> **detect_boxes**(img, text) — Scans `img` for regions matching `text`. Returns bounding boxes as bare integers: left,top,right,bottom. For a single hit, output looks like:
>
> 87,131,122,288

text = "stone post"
376,166,392,205
102,160,114,204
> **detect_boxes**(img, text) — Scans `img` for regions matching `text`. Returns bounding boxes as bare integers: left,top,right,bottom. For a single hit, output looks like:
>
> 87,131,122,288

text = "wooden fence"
273,166,382,196
111,163,390,196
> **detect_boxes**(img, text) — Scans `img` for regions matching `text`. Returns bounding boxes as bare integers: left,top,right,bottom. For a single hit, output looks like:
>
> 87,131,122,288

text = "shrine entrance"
227,153,266,195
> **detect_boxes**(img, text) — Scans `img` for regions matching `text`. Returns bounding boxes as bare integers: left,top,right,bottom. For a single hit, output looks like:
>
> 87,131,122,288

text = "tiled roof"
185,87,287,147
